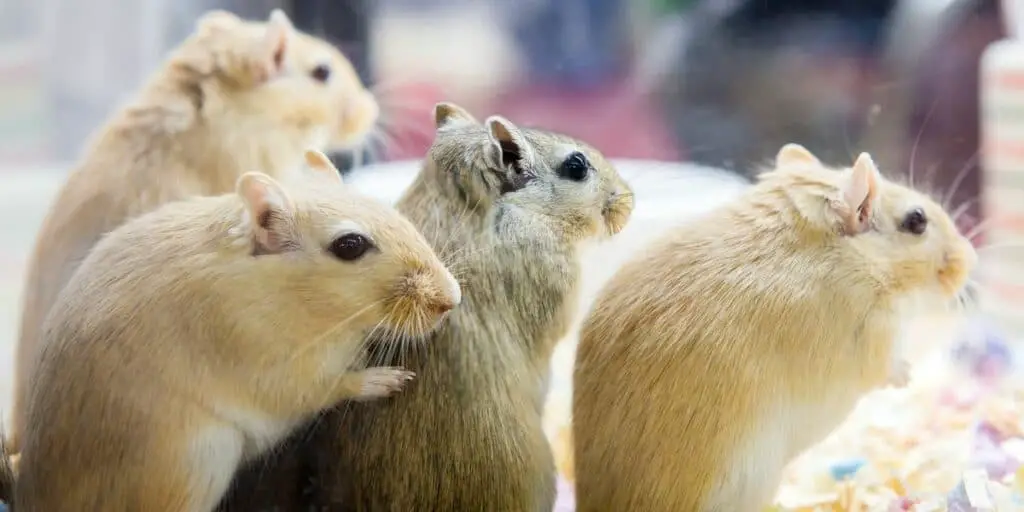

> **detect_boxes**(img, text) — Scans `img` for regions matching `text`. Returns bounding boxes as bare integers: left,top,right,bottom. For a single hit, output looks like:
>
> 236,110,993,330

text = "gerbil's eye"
558,152,590,182
310,64,331,83
899,208,928,235
328,233,373,261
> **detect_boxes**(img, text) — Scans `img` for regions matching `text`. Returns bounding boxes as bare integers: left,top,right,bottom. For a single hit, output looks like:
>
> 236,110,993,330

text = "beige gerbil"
10,8,380,452
572,144,977,511
11,152,460,512
217,103,634,511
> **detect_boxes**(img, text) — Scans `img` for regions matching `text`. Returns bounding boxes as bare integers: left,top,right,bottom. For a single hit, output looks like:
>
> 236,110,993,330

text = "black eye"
558,152,590,181
328,233,372,261
311,64,331,83
899,208,928,235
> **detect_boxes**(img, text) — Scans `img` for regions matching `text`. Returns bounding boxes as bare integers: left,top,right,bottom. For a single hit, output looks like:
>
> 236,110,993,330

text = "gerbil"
218,103,634,511
10,8,379,452
12,152,460,512
571,144,977,511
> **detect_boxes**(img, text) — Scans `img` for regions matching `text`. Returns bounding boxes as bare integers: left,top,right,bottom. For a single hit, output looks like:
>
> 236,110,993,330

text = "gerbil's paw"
887,360,911,388
357,367,416,399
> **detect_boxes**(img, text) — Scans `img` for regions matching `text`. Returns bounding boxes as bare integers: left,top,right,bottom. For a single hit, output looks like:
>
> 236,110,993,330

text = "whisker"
387,307,411,368
963,215,1005,242
373,129,399,160
272,299,384,368
378,99,436,116
362,317,388,363
389,116,435,142
951,197,981,224
942,152,980,210
439,203,475,257
909,95,942,189
378,112,435,148
370,80,425,98
976,242,1024,252
376,121,414,156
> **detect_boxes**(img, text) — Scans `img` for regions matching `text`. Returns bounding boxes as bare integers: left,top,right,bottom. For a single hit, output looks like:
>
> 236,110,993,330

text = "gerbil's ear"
196,10,241,35
236,172,297,254
434,102,478,129
775,143,821,168
304,149,344,185
259,9,294,80
484,115,531,173
834,152,881,235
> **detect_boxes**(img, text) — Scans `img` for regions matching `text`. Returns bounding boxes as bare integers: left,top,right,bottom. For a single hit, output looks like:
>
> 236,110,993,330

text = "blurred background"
0,0,1004,310
1,0,1023,507
0,0,1007,219
0,0,1000,203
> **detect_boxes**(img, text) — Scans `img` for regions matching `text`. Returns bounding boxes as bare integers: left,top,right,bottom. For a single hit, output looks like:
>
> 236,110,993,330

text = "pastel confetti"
542,315,1024,511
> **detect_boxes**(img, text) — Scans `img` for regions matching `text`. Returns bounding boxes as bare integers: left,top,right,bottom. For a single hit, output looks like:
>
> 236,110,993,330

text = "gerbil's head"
765,143,977,301
428,102,634,236
233,151,460,340
177,10,378,152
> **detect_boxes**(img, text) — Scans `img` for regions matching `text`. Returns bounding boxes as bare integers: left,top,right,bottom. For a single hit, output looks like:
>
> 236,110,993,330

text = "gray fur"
217,106,633,512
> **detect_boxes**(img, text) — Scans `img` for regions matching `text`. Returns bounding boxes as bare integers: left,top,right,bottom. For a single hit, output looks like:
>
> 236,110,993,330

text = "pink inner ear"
272,40,286,71
260,23,289,78
857,203,871,232
835,196,873,236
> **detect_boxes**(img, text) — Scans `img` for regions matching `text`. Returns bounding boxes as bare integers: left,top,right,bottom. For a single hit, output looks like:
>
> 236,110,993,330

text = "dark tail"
0,433,15,509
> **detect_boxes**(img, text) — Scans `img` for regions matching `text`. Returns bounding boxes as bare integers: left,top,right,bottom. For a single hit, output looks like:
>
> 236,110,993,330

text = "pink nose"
431,298,456,315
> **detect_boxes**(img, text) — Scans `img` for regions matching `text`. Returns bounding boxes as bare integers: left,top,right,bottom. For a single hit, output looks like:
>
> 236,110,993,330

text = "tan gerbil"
217,103,634,511
11,151,460,512
10,8,380,452
572,144,977,511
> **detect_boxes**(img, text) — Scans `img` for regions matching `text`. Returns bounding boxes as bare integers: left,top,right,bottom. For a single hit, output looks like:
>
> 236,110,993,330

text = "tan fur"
217,103,634,511
10,9,380,453
572,144,977,512
11,163,459,512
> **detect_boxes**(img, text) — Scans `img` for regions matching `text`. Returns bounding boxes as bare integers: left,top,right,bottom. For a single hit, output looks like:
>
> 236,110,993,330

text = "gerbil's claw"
887,360,911,388
356,367,416,399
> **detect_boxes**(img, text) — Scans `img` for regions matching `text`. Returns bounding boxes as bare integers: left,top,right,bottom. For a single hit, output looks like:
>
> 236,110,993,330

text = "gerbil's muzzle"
938,239,978,296
602,188,635,236
389,268,462,338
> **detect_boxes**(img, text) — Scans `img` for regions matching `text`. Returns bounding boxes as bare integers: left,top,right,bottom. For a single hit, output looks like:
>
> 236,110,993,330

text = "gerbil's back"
573,198,863,509
586,203,845,355
44,195,237,349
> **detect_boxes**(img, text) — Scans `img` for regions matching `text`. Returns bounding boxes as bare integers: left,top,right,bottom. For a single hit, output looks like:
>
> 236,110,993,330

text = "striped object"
980,19,1024,340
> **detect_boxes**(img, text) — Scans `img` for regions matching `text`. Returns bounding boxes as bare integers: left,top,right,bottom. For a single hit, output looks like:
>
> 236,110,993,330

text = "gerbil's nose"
421,269,462,315
433,300,455,315
438,271,462,312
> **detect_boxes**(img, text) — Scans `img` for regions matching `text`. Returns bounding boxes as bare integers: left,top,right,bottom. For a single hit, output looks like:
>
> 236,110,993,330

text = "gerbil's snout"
388,266,462,338
938,237,978,296
422,267,462,315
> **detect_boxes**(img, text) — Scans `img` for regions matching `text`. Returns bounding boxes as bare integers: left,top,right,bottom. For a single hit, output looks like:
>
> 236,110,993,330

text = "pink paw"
358,367,415,398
